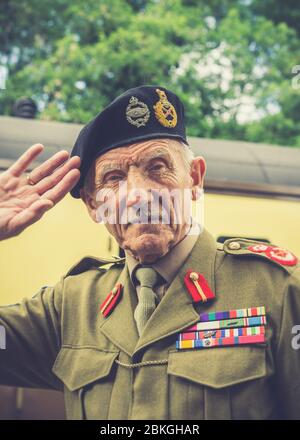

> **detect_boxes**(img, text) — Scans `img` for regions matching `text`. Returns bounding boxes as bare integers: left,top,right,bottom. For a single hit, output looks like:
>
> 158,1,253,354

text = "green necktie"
133,267,159,336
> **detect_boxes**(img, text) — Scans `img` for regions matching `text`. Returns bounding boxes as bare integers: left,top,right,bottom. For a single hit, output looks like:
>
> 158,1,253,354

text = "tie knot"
134,267,159,289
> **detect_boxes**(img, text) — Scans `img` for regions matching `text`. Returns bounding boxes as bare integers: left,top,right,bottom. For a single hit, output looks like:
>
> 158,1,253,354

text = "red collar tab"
100,283,123,317
184,270,215,303
248,245,298,266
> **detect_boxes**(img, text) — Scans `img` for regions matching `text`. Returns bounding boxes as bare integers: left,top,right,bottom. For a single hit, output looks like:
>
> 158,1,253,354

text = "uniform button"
228,241,241,250
189,272,199,281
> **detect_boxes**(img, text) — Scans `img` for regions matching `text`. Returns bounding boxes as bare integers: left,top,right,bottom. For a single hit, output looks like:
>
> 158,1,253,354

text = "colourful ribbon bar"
178,325,265,341
176,333,266,350
183,315,267,332
199,306,266,322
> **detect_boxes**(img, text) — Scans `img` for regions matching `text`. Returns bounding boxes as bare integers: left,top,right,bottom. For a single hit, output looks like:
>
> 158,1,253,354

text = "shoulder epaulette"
223,237,299,274
64,255,126,277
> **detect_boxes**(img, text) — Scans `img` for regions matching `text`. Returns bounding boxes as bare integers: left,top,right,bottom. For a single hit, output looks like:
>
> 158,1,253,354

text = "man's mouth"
125,205,170,225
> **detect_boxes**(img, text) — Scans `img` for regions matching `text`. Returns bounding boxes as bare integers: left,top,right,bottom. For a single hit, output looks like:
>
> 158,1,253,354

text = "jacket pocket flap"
168,346,267,389
52,347,119,392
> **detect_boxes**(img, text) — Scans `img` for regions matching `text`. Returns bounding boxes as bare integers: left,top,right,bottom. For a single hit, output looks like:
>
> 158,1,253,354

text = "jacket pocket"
167,345,272,420
52,346,119,419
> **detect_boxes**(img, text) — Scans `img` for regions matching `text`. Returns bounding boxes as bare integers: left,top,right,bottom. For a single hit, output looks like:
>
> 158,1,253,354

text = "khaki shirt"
1,228,300,420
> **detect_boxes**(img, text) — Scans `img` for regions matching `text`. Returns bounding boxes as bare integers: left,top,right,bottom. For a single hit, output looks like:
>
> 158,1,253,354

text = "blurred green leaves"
0,0,299,146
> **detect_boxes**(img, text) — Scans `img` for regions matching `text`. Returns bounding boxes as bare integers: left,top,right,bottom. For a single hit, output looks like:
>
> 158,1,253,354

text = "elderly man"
0,85,300,420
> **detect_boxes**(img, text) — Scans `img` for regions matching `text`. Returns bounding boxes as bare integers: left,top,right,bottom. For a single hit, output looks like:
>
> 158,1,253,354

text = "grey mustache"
126,205,170,224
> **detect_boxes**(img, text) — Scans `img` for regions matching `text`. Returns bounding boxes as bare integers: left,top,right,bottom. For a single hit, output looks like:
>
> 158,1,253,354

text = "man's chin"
122,226,174,263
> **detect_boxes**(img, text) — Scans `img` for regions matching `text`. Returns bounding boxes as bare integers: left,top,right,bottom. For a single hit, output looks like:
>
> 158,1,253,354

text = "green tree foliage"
0,0,299,146
251,0,300,37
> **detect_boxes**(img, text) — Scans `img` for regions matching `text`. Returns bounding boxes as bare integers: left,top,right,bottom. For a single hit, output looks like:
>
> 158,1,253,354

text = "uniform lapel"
133,228,218,356
98,264,139,357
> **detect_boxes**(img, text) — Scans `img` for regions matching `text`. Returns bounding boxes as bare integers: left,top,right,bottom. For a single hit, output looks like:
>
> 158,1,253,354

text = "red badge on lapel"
184,270,215,303
100,283,123,317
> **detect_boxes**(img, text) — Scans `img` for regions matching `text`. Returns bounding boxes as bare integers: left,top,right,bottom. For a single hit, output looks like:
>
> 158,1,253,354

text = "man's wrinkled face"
81,138,205,263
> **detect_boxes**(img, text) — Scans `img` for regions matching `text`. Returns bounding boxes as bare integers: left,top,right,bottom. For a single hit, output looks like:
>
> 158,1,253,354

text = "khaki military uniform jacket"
1,228,300,420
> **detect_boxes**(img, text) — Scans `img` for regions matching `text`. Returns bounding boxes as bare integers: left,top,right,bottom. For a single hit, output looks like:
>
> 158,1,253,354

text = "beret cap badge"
126,96,150,127
153,88,178,128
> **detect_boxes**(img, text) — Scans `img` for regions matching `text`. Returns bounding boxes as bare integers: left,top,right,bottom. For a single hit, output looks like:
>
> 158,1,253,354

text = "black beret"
70,84,189,198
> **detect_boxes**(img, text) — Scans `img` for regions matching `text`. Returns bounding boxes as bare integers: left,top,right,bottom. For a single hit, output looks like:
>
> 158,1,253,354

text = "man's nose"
126,169,151,208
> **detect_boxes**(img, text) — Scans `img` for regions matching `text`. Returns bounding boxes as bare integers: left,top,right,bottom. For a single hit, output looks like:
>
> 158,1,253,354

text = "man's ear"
80,187,98,223
190,156,206,201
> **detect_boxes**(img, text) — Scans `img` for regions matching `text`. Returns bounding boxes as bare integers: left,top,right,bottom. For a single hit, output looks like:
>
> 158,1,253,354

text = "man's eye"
104,174,123,183
149,163,165,172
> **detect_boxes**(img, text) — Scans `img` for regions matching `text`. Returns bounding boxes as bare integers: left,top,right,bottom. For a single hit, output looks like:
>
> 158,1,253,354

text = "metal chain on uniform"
115,358,168,368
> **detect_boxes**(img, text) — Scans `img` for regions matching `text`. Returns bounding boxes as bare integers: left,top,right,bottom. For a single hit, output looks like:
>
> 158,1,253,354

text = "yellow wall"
0,195,119,305
0,192,299,305
204,193,300,255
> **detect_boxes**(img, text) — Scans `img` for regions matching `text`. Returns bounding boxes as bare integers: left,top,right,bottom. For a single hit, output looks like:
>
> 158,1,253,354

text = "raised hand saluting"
0,143,80,240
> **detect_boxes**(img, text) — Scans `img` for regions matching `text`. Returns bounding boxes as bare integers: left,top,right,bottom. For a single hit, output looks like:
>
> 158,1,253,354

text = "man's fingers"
28,149,71,185
34,156,81,195
5,168,79,237
40,169,81,205
8,199,54,236
9,144,44,177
